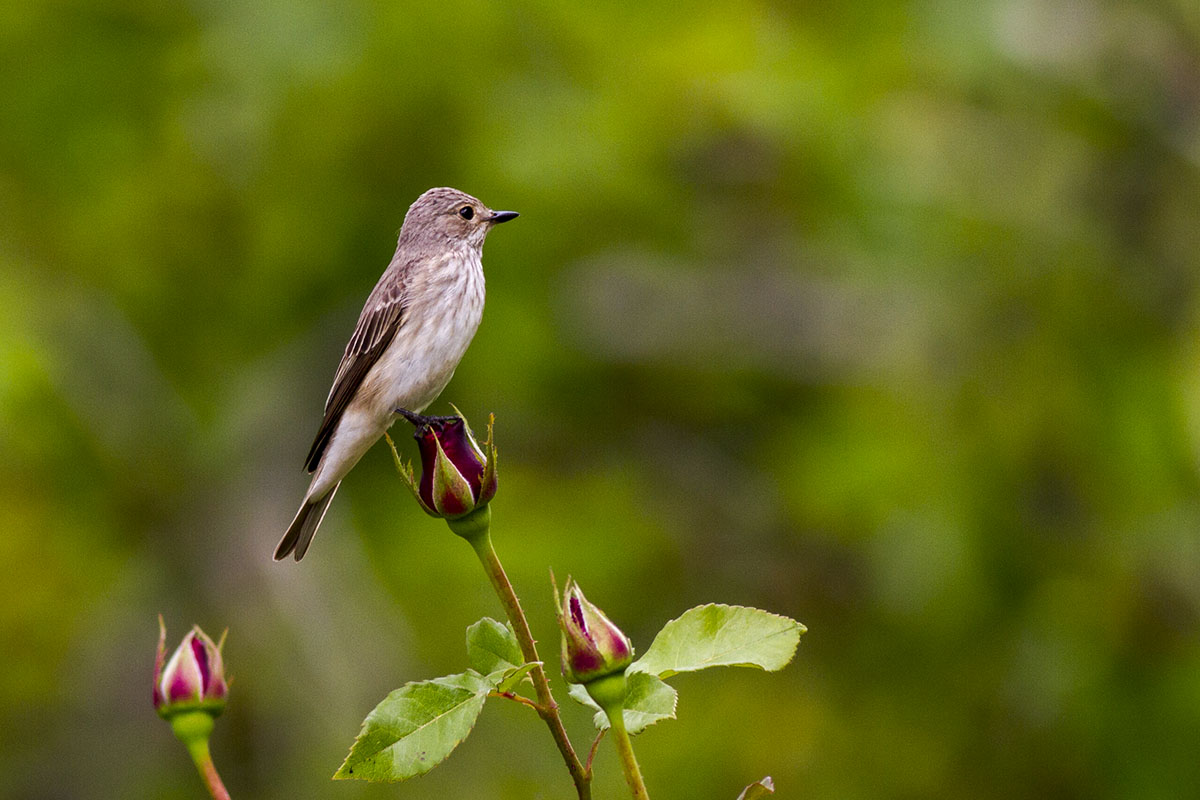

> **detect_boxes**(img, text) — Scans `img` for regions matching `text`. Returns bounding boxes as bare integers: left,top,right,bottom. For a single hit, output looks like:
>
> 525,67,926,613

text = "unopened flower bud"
399,412,497,519
154,617,227,720
557,578,634,685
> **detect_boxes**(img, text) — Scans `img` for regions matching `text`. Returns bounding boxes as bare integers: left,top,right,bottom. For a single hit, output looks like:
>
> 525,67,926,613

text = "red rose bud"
557,577,634,684
154,617,228,719
402,412,497,519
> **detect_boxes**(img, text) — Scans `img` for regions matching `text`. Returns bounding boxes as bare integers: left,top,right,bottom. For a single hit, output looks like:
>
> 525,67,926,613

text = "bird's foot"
395,408,459,429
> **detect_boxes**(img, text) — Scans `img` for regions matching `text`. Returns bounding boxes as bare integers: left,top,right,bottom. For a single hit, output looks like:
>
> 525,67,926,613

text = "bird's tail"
274,483,340,562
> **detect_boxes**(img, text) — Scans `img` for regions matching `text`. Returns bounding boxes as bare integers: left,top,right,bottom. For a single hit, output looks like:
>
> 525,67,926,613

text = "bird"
274,187,518,561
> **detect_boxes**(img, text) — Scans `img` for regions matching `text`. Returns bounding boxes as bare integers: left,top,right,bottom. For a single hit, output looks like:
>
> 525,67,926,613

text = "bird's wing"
304,277,407,473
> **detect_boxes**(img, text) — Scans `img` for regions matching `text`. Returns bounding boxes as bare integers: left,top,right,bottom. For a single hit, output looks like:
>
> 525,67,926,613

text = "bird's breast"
358,251,485,416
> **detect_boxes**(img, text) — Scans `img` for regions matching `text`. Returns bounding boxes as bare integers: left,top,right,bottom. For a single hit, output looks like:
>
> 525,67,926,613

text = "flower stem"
452,512,591,800
171,711,231,800
608,709,649,800
586,729,607,775
488,690,543,711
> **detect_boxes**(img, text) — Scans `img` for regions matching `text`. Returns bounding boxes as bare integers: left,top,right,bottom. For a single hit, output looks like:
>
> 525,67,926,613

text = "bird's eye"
459,206,474,220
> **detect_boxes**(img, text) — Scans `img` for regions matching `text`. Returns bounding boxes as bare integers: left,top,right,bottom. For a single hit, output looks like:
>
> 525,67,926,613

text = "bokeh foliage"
2,0,1199,798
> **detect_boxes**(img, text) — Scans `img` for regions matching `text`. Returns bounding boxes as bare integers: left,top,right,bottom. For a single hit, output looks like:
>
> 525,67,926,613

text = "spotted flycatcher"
274,187,517,561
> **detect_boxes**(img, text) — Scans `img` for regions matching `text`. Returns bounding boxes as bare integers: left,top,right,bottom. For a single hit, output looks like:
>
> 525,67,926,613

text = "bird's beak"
488,211,519,224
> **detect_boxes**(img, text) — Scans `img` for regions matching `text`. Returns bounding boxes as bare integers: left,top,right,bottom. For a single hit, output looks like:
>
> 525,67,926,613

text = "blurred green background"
3,0,1199,797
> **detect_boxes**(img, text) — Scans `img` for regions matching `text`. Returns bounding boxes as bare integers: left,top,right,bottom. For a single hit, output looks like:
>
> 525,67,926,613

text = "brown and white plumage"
274,187,517,561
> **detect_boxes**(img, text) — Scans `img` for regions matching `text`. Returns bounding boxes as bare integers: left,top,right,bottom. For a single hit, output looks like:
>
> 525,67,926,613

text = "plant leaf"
334,671,492,782
630,604,805,679
566,672,678,735
566,682,595,709
490,661,539,694
737,776,776,799
466,617,523,675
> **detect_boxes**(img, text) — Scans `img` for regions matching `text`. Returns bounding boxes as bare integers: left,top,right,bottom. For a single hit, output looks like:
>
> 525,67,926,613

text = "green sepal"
478,413,498,506
384,432,435,516
431,432,476,516
447,405,498,507
157,698,226,722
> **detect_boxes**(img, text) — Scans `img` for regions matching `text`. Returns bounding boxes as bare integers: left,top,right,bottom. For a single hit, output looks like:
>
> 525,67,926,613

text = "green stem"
608,709,649,800
171,711,231,800
451,511,591,800
587,673,649,800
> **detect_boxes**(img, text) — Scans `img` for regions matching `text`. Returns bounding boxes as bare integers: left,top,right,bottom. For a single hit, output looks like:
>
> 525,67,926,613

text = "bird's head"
400,187,518,251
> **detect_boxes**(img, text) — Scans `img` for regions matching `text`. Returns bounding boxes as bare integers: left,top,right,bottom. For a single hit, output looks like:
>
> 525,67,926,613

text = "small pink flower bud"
557,578,634,684
154,617,227,719
404,413,497,519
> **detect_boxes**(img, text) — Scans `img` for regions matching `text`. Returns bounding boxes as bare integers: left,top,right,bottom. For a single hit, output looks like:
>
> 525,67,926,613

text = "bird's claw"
395,408,459,429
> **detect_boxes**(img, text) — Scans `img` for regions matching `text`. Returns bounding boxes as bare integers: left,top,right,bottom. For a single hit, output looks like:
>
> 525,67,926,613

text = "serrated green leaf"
334,671,491,782
494,662,537,695
466,617,523,675
737,776,775,799
630,605,805,679
566,672,678,735
489,661,538,694
566,682,597,709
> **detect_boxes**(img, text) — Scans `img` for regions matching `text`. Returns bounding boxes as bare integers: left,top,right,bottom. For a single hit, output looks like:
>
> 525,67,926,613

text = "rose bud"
154,617,228,720
397,411,497,520
557,577,634,685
